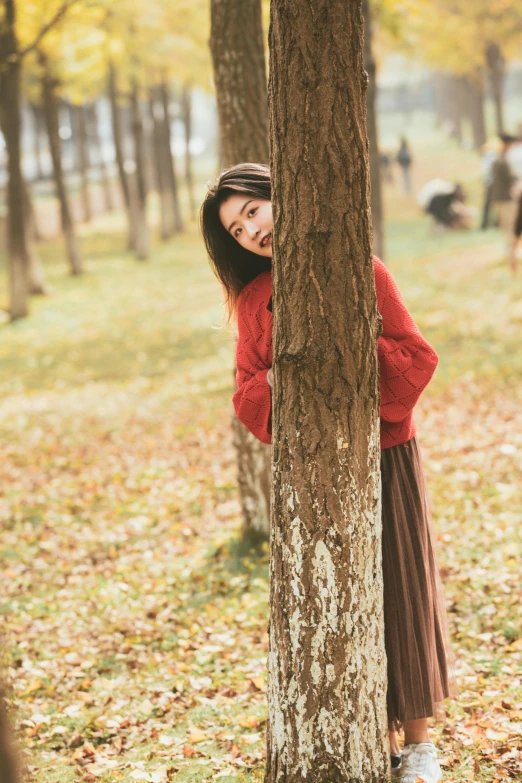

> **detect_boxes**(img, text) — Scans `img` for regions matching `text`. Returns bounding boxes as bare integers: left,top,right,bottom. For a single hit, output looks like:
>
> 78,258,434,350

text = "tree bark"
210,0,271,541
108,62,134,248
149,86,175,240
0,0,29,319
87,103,114,212
181,81,196,221
74,104,92,222
159,81,184,234
267,1,388,780
40,55,83,275
464,70,487,150
129,80,149,260
210,0,269,167
485,42,505,136
363,0,384,260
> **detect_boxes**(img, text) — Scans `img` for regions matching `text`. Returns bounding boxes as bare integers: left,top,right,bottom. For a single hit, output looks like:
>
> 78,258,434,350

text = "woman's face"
219,194,273,258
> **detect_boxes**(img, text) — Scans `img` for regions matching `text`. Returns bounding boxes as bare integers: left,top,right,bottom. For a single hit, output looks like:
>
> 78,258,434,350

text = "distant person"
490,133,518,253
397,137,413,194
426,184,472,231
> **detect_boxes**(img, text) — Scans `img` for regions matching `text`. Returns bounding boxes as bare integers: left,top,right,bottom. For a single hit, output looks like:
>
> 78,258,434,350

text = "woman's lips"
261,233,272,248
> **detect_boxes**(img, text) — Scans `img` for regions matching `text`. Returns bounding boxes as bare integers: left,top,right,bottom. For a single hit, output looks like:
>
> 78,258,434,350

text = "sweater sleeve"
232,283,273,445
374,257,438,423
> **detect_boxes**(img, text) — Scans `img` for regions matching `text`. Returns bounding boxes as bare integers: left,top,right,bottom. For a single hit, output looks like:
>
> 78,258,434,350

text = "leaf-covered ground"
1,129,521,782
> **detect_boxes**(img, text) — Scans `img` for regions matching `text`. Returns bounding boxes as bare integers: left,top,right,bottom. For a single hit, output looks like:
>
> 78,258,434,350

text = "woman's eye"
234,227,242,237
248,208,257,217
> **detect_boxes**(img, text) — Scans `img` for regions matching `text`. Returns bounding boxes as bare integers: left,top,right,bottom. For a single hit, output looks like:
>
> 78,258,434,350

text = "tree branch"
18,0,83,60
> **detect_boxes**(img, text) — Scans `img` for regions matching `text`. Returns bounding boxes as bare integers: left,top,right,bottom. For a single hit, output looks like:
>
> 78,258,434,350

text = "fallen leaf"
485,728,508,742
85,764,105,777
187,727,207,744
150,767,168,783
130,771,152,782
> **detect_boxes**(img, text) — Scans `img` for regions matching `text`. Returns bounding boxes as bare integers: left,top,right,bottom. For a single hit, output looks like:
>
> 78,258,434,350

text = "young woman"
201,163,456,783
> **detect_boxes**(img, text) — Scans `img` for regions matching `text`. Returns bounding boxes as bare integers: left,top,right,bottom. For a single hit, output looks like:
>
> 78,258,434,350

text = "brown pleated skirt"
381,437,457,730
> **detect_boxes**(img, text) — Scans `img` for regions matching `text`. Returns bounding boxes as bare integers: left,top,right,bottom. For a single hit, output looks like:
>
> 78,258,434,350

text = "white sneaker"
399,742,442,782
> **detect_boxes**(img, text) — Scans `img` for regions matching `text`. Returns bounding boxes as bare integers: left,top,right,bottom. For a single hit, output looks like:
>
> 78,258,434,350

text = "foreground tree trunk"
267,1,388,780
88,104,114,212
129,81,149,260
181,81,197,221
0,683,20,783
363,0,384,260
40,55,83,275
159,81,184,234
210,0,271,541
485,42,505,136
0,0,29,318
108,63,134,249
74,104,92,222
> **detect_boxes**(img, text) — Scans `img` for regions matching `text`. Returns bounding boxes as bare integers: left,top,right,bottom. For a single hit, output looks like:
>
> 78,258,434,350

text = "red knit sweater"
232,256,438,450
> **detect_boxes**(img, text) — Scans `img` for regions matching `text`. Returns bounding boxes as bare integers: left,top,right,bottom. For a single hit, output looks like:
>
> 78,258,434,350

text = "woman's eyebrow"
228,199,254,233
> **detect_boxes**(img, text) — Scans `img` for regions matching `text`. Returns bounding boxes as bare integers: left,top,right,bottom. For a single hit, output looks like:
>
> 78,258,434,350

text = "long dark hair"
200,163,272,323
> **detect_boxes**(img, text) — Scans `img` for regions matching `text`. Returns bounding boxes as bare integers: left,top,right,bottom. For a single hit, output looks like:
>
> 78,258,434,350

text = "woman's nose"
245,221,260,240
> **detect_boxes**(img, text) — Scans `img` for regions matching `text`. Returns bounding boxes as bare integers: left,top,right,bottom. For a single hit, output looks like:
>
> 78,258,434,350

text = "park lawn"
0,125,521,782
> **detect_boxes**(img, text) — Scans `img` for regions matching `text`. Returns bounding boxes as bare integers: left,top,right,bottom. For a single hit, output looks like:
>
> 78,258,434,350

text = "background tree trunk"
448,75,464,145
31,103,45,180
0,0,29,319
267,0,388,780
181,81,196,221
108,63,134,249
210,0,269,166
363,0,384,260
74,104,92,222
159,81,184,234
464,71,487,150
22,181,47,293
210,0,271,541
87,103,114,212
129,81,149,260
40,56,83,275
485,42,505,136
149,87,175,240
432,72,445,129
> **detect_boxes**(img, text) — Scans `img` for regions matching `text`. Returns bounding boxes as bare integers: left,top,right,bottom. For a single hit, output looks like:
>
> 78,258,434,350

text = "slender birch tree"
266,1,388,780
210,0,271,541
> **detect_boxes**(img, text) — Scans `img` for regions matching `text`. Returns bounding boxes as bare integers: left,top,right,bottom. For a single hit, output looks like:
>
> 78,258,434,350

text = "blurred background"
1,1,521,782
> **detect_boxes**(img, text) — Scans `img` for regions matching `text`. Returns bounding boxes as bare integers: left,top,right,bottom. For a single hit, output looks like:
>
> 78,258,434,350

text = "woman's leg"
403,718,430,745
